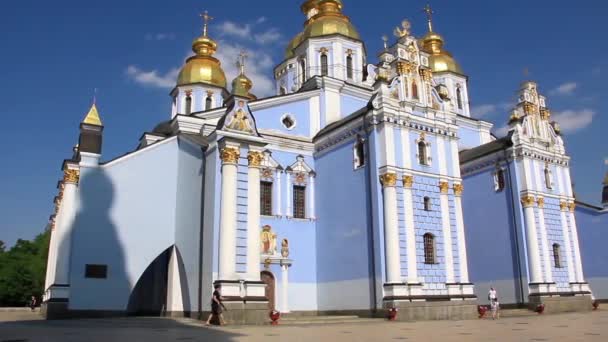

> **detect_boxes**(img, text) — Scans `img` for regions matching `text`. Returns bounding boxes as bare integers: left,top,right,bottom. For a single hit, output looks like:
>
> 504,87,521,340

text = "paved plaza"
0,310,605,341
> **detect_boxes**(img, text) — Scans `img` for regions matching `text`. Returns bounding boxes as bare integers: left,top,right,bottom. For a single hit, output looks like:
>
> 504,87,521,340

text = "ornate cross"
423,4,434,32
238,50,248,74
200,10,214,36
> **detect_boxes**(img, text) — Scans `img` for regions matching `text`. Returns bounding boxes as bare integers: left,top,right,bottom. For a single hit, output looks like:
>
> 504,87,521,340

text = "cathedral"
42,1,608,323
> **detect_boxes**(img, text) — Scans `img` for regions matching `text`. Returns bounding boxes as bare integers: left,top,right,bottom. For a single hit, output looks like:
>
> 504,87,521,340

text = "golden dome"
177,13,227,88
231,53,257,100
286,0,360,58
421,31,463,75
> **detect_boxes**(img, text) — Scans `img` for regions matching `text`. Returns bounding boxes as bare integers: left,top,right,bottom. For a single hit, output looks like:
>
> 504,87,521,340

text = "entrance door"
261,271,276,311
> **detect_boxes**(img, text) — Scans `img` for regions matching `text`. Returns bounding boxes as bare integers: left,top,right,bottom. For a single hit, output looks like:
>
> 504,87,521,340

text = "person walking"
491,297,500,320
205,284,227,326
29,296,37,312
488,287,497,304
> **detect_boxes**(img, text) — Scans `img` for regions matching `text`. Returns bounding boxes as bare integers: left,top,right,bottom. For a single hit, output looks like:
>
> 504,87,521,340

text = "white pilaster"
401,127,412,170
522,195,543,284
559,204,576,284
246,150,263,281
439,181,455,283
281,264,290,313
308,174,316,219
166,247,184,313
381,172,401,283
402,175,418,283
453,184,469,283
286,173,293,217
450,139,461,178
567,203,585,283
275,169,282,216
536,198,553,283
219,145,240,280
53,169,79,288
437,137,448,176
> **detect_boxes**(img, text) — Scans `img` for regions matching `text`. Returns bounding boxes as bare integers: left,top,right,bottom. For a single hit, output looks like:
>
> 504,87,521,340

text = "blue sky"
0,0,606,247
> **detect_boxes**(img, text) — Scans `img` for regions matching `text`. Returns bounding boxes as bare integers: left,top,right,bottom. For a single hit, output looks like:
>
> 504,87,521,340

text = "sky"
0,0,606,247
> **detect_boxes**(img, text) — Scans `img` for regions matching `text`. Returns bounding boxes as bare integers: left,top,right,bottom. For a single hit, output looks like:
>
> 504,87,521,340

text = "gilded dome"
177,20,227,88
285,32,304,59
232,74,256,100
421,31,463,75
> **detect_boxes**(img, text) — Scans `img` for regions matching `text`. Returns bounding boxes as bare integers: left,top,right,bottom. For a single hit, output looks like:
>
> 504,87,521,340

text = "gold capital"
439,181,449,194
537,197,545,209
380,173,398,187
64,169,80,184
568,202,576,213
247,151,263,167
453,183,464,196
402,175,414,188
220,147,240,164
560,201,569,211
521,195,536,208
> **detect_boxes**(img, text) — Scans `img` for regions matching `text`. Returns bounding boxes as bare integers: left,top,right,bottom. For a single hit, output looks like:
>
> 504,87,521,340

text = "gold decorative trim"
402,175,414,188
247,151,263,167
453,183,464,196
220,147,240,164
560,201,569,211
64,169,80,184
380,173,397,187
540,108,551,120
439,181,449,194
537,197,545,209
521,195,536,208
568,202,576,213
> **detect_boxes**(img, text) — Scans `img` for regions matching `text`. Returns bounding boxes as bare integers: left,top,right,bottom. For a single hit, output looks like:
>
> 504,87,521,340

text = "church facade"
42,1,607,322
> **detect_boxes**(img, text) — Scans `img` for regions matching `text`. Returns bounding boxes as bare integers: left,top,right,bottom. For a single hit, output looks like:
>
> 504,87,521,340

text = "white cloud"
552,109,596,134
256,17,267,24
125,65,179,89
145,33,176,41
493,125,510,137
550,82,578,96
217,21,251,39
471,102,512,118
254,28,282,45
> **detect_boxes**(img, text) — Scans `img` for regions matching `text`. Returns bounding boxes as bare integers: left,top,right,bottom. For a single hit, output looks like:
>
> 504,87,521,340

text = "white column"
559,202,576,283
439,181,455,283
53,169,79,287
536,198,553,283
286,173,293,217
381,172,401,283
281,264,290,313
522,195,543,284
402,175,418,283
567,203,585,282
308,174,316,219
400,127,412,170
247,151,263,280
166,247,184,313
450,139,461,178
275,169,282,216
453,184,469,283
219,146,239,280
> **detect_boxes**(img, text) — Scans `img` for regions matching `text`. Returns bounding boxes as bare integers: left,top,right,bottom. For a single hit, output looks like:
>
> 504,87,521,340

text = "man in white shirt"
488,287,497,303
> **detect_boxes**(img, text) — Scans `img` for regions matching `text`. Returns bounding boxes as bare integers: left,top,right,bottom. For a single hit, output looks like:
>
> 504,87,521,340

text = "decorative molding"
63,169,80,184
560,201,569,212
220,147,240,164
402,175,414,188
537,197,545,209
568,202,576,213
453,183,464,196
521,195,536,208
438,181,449,194
247,151,264,167
380,172,398,187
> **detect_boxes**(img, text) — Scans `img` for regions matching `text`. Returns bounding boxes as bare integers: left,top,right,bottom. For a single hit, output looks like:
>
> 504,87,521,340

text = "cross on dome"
238,50,248,75
200,10,214,36
423,4,434,32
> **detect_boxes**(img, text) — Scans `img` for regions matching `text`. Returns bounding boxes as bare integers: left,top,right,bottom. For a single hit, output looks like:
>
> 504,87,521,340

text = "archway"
127,247,172,316
261,271,276,311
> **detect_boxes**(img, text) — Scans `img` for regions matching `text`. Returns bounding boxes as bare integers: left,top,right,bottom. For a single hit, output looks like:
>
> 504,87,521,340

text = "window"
353,137,365,169
456,87,463,110
545,166,553,189
553,244,562,268
346,55,354,79
85,264,108,279
205,96,212,111
424,197,431,211
293,185,306,219
418,141,428,165
423,233,436,264
260,181,273,216
281,114,296,130
494,169,506,192
300,59,307,84
185,95,192,115
321,54,329,76
412,81,419,100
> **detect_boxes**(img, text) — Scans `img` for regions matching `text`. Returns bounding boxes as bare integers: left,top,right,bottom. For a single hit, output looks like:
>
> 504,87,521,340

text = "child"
491,297,500,320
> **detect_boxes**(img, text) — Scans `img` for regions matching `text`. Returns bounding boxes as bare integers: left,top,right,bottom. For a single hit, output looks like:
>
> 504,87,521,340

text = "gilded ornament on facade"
419,132,426,141
380,173,398,187
226,108,254,133
247,151,264,167
64,169,80,184
294,172,307,184
560,201,569,211
393,19,412,38
568,202,576,213
261,168,274,179
439,181,449,194
402,175,414,188
261,225,278,255
540,108,551,120
537,197,545,208
521,195,536,208
281,239,290,258
523,102,537,115
453,183,464,196
220,147,240,164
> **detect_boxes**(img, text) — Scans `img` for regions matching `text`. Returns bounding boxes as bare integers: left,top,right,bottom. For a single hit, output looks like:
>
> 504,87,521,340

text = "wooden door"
261,271,276,311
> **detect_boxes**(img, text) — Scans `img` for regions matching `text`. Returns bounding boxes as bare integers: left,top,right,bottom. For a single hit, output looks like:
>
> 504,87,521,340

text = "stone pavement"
0,309,605,342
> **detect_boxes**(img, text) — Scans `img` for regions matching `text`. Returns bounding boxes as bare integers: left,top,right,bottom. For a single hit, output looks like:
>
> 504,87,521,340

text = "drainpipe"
363,111,378,313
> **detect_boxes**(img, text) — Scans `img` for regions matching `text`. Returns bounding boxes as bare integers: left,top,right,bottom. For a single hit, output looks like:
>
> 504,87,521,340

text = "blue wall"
253,99,310,136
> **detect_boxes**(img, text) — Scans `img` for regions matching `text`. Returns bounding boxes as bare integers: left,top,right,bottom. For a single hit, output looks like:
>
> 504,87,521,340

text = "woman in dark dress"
205,284,226,326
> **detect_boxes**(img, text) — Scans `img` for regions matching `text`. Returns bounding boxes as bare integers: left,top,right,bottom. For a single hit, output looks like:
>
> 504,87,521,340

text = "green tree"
0,231,50,307
0,240,5,253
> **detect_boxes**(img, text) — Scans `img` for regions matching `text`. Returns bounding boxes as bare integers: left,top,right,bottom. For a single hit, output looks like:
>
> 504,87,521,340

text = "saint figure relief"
261,225,277,255
281,239,290,258
226,108,254,133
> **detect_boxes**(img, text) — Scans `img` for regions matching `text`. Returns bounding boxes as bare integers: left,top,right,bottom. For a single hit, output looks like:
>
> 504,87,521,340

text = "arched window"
412,81,419,100
423,233,436,264
185,95,192,115
321,54,329,76
553,243,562,268
424,197,431,211
205,96,213,111
353,137,365,169
280,87,287,95
346,55,353,79
300,59,307,84
456,87,463,110
545,165,553,189
494,169,506,192
418,141,428,165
